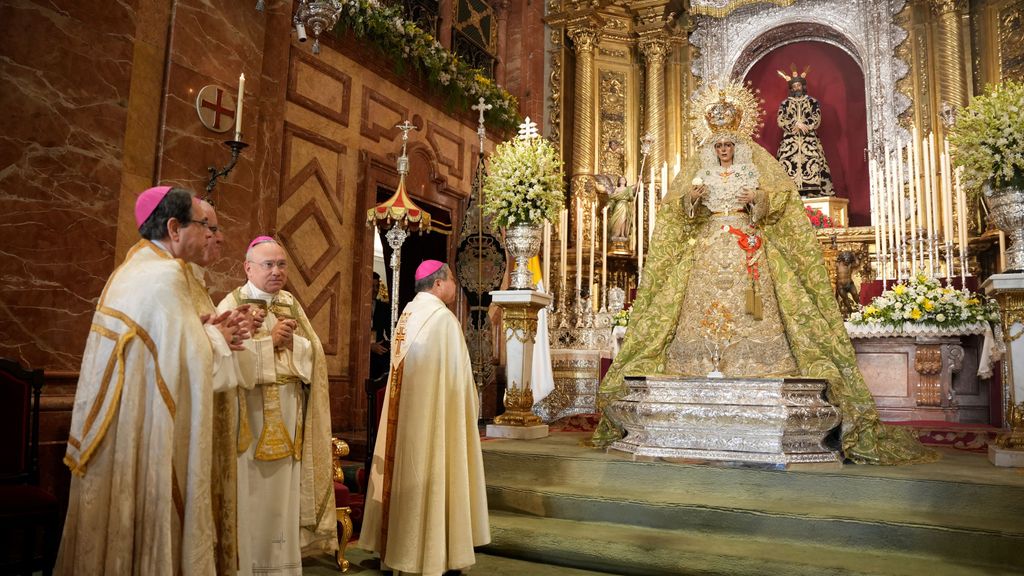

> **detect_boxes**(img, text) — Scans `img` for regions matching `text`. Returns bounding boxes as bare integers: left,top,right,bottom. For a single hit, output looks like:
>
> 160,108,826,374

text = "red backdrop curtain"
744,41,870,226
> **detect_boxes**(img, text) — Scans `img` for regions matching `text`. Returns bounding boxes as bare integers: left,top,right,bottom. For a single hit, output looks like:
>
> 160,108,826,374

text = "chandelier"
293,0,344,55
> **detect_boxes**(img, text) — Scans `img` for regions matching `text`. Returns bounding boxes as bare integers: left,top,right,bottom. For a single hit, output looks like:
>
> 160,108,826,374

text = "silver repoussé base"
505,223,543,289
606,376,842,466
984,184,1024,272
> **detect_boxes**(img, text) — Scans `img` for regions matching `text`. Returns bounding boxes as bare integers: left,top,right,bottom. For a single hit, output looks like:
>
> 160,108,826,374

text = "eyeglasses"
184,218,220,234
249,260,288,271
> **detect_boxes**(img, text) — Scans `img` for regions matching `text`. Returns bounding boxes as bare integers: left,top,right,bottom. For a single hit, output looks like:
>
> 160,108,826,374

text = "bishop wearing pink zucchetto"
217,235,338,574
57,186,252,575
359,259,490,576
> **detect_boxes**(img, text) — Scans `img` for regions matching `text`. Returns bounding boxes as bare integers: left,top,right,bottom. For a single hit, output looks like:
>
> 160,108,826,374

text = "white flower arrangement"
847,273,999,329
482,137,565,228
950,79,1024,196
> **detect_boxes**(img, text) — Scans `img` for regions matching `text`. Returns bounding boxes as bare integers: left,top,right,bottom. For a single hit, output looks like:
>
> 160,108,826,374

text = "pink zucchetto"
134,186,173,229
248,236,277,250
414,259,445,281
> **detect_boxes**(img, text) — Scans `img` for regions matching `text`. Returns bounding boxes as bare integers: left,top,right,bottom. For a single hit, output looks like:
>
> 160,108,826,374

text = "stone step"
481,433,1024,573
485,510,1021,576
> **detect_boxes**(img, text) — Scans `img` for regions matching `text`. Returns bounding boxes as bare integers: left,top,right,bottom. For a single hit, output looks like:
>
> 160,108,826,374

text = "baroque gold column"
931,0,969,110
639,36,669,180
567,24,598,185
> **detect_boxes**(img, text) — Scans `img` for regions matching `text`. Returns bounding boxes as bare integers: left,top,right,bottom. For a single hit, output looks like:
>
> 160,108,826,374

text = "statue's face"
789,81,806,96
714,141,735,164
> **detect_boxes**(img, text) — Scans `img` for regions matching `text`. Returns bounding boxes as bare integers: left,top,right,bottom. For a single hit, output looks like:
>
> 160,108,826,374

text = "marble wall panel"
0,0,138,371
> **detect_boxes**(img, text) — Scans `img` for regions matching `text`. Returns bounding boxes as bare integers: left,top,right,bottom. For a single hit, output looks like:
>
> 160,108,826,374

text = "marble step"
486,510,1021,576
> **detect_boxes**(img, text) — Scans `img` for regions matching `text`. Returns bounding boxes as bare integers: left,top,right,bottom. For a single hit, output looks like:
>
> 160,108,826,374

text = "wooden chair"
0,358,59,576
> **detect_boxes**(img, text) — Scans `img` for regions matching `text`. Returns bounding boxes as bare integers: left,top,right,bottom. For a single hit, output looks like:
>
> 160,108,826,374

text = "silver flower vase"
983,183,1024,272
506,223,543,289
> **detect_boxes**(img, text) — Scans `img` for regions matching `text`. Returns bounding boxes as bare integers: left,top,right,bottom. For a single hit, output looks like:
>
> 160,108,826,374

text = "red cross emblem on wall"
195,85,236,133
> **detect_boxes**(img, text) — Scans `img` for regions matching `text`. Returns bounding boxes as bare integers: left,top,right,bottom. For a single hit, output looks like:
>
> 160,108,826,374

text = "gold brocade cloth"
590,141,937,465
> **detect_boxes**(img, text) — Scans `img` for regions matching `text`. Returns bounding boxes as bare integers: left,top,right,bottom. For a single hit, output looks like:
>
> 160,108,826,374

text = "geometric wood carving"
281,121,346,225
276,199,341,287
288,47,352,126
426,121,466,180
305,271,341,356
360,87,408,142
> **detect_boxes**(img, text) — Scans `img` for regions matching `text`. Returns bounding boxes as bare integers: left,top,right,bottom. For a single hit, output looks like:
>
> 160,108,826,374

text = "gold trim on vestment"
379,315,409,561
98,305,176,418
171,463,185,527
254,381,298,461
237,388,252,454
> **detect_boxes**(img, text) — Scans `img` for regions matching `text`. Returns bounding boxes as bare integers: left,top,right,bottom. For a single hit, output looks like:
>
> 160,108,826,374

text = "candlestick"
923,133,936,268
895,141,905,279
955,167,968,283
943,138,954,247
883,145,893,281
661,161,669,200
234,73,245,141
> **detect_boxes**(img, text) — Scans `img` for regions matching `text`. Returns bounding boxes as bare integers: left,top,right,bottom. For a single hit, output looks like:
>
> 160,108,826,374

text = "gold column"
931,0,969,110
639,36,669,179
568,25,598,181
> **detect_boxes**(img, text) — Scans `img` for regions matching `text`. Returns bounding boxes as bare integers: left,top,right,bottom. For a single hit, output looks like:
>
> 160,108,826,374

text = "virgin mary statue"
590,81,934,465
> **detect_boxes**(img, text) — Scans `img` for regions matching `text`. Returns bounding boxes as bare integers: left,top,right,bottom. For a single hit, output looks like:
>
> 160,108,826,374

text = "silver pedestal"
607,376,842,466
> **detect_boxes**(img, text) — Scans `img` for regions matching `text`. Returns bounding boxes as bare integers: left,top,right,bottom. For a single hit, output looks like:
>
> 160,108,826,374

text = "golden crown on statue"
691,79,764,144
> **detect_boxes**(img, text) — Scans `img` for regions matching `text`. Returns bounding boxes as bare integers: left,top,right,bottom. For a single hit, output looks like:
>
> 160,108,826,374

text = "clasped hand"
272,319,298,350
200,304,252,351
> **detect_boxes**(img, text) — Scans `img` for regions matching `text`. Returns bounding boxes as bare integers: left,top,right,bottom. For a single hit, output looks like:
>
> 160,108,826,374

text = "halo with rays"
690,78,765,145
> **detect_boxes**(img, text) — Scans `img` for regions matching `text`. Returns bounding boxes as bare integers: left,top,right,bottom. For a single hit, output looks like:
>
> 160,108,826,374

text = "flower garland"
804,206,836,228
336,0,519,131
949,79,1024,197
482,137,565,228
847,273,999,329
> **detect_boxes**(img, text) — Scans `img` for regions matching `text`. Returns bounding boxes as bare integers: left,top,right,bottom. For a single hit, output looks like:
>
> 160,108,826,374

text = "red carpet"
887,420,1000,452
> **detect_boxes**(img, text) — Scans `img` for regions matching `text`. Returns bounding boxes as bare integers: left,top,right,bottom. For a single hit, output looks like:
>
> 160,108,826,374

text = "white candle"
637,182,644,276
913,139,921,272
543,220,551,293
895,142,905,277
870,159,881,278
589,204,596,290
884,144,894,281
560,209,567,296
602,206,608,309
576,201,583,296
955,167,968,282
234,73,245,141
923,133,935,248
943,138,954,246
661,161,669,200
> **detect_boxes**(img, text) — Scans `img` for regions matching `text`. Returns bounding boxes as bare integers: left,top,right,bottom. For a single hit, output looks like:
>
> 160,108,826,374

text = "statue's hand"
690,185,707,200
738,187,757,204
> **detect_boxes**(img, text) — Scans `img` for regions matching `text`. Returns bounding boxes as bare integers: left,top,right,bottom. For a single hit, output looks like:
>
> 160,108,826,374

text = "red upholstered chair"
0,358,58,576
332,437,364,573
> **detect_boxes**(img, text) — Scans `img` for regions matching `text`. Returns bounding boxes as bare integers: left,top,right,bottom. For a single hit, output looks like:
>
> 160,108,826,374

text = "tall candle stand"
206,139,249,195
944,241,956,282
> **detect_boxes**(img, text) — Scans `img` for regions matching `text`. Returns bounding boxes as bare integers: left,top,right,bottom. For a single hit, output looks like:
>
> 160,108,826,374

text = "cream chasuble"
56,240,216,576
218,283,337,576
189,263,255,576
359,291,490,576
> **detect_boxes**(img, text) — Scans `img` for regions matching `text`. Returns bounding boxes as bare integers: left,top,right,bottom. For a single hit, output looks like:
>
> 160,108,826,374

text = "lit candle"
943,138,954,246
576,200,583,296
602,205,608,309
234,73,245,141
883,144,893,281
895,142,905,277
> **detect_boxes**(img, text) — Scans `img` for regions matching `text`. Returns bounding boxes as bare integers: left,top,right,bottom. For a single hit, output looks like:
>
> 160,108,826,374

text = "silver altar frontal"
607,375,842,467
